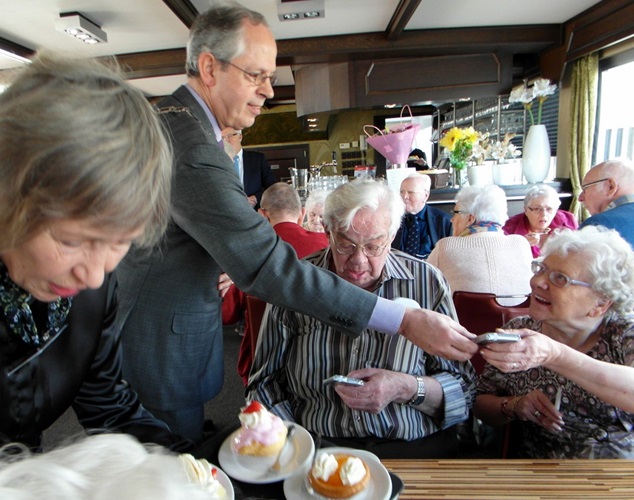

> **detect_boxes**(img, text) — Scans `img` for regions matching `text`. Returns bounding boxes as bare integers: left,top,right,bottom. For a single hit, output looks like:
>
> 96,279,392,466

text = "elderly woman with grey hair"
476,226,634,458
303,189,331,233
427,185,533,304
503,184,578,257
0,53,189,451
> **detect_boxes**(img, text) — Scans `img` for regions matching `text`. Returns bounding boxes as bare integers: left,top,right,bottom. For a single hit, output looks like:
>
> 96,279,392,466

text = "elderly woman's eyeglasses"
451,209,469,216
531,261,593,288
526,206,555,214
330,234,388,257
220,60,278,86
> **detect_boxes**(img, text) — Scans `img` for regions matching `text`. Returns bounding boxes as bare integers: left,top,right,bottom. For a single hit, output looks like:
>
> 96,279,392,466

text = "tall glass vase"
522,124,550,183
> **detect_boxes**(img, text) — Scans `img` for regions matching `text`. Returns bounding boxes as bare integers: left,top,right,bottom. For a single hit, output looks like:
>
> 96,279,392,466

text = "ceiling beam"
277,25,562,65
0,36,34,60
113,25,561,81
162,0,199,28
385,0,422,41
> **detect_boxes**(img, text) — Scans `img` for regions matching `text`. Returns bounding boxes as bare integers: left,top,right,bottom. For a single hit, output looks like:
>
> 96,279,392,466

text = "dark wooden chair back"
452,291,530,373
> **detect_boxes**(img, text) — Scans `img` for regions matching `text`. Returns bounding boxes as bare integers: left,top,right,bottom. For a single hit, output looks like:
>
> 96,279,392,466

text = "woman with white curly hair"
475,225,634,458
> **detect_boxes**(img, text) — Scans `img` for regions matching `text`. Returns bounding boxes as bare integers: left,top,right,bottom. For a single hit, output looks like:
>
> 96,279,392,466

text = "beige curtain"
568,53,599,221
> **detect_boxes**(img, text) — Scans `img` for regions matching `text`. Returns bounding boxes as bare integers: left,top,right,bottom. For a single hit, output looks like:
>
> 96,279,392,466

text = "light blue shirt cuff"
368,296,405,336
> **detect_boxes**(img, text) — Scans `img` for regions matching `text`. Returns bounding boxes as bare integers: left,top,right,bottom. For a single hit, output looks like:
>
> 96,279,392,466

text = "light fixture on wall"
56,12,108,44
277,0,325,22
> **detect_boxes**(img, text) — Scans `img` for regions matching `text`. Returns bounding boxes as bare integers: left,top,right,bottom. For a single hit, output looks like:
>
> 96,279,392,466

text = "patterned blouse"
477,313,634,458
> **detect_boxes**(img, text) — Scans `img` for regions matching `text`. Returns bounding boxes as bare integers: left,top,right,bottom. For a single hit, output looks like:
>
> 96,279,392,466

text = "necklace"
0,261,72,346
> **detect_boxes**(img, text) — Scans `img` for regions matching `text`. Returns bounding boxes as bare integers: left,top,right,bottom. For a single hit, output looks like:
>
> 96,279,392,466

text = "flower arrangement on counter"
509,78,558,126
439,126,479,170
488,133,521,163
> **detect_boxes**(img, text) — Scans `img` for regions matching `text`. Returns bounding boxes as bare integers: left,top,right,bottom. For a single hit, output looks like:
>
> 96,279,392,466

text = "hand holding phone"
474,332,521,345
323,375,365,386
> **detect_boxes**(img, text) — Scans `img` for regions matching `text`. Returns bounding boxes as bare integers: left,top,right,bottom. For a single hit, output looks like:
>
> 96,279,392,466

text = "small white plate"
283,447,391,500
213,466,235,500
218,422,314,484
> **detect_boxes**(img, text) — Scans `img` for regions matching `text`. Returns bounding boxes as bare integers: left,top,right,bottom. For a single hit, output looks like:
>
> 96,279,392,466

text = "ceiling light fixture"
277,0,325,22
56,12,108,44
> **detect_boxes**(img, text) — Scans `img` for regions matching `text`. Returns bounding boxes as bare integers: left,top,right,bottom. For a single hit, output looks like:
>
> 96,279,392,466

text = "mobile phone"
323,375,365,386
474,332,522,345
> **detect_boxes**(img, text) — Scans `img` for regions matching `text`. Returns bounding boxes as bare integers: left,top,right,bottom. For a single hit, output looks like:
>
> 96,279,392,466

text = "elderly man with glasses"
247,179,476,459
578,158,634,248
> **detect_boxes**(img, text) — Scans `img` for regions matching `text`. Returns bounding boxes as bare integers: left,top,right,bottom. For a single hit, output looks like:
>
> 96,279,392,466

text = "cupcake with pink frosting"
231,401,288,456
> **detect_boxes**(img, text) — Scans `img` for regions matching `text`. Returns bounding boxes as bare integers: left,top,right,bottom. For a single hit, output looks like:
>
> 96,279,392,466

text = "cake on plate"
231,400,288,457
179,453,227,498
307,451,370,499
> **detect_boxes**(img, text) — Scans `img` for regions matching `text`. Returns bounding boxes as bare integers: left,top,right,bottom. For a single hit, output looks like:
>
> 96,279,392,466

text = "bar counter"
382,458,634,499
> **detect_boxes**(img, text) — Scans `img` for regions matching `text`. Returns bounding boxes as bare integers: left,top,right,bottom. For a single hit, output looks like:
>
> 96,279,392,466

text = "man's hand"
247,194,257,207
217,272,234,298
399,308,477,361
333,368,411,414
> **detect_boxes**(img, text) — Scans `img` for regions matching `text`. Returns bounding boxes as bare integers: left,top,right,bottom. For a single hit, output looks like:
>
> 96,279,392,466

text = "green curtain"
568,53,599,221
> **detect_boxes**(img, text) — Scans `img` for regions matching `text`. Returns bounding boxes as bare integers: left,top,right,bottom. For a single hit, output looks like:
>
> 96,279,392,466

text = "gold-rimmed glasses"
329,233,388,257
220,60,278,86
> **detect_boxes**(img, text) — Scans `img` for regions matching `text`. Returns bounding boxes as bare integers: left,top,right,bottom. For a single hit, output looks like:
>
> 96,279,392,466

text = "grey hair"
323,179,405,237
541,226,634,315
0,52,172,251
305,189,331,213
186,3,268,77
0,434,213,500
261,182,302,215
524,184,561,209
455,185,508,225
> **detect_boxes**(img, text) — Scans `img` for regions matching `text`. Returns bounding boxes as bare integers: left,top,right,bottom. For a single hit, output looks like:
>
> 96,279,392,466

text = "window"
595,57,634,163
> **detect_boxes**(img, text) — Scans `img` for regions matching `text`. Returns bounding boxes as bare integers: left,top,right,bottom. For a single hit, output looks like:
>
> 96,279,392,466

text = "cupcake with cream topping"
231,401,288,457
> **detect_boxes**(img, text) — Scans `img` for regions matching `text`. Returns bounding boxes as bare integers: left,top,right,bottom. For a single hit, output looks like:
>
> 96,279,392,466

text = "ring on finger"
534,410,541,418
512,362,518,369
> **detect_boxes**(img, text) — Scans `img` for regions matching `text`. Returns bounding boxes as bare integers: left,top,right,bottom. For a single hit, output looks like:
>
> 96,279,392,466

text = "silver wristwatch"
408,376,426,406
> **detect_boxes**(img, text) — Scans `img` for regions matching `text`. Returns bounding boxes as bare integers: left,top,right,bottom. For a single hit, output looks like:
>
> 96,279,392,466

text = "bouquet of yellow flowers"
439,126,479,170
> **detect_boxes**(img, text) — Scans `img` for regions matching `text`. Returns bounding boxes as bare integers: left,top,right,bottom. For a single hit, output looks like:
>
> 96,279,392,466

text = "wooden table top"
382,458,634,499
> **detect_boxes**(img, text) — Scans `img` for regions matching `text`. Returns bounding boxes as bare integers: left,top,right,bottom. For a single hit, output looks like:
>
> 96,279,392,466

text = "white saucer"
213,466,235,500
283,447,391,500
218,421,314,484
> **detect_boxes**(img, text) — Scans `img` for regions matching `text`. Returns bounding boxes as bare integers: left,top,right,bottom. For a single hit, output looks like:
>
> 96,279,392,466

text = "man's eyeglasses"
220,60,278,86
222,131,242,140
330,234,388,257
531,260,592,288
581,178,609,193
399,190,426,197
526,206,555,214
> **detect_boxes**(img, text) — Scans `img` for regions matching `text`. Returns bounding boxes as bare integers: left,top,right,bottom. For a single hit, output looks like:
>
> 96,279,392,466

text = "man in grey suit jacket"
116,3,476,443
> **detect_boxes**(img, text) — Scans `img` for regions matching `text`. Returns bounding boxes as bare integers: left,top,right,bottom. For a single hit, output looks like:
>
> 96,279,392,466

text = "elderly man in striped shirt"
247,179,476,459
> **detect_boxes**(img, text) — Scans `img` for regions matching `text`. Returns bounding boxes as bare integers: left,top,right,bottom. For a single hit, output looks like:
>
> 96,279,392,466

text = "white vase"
493,160,520,185
522,124,550,183
467,163,493,186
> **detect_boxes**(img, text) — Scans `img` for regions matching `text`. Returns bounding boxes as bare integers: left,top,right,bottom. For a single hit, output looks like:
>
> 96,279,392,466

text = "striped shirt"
246,249,476,441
